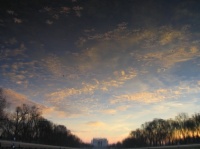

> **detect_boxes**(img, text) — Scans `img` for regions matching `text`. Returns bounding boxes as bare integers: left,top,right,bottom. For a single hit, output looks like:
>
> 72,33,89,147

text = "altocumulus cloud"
110,81,200,105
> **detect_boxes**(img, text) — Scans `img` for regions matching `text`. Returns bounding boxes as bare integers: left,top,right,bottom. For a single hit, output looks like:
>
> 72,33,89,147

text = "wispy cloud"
2,88,80,119
140,46,200,69
77,22,137,48
111,81,200,104
2,88,43,109
79,24,188,48
85,121,106,127
102,109,117,115
42,106,70,119
102,105,130,115
159,26,185,45
111,90,168,104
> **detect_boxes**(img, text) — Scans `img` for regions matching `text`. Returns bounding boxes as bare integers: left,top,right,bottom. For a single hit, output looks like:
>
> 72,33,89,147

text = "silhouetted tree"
192,113,200,138
0,88,6,119
130,128,147,147
175,113,189,143
122,137,136,148
11,104,40,141
0,115,13,139
53,124,69,146
184,118,195,143
165,119,176,145
36,118,54,144
0,90,83,147
121,112,200,148
0,88,8,138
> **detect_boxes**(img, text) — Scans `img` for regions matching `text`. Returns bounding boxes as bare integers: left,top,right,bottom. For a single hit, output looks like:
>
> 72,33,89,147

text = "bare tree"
11,104,42,141
0,88,6,119
175,113,189,143
0,88,7,138
192,113,200,137
165,119,177,145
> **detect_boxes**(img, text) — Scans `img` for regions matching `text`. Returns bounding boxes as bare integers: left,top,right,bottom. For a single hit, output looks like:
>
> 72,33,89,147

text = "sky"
1,0,200,144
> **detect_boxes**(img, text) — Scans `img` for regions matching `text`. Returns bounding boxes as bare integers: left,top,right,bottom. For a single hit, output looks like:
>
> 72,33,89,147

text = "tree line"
0,88,88,147
110,112,200,148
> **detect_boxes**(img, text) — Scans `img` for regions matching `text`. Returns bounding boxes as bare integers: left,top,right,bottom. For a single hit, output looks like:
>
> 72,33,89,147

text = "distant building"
91,138,108,147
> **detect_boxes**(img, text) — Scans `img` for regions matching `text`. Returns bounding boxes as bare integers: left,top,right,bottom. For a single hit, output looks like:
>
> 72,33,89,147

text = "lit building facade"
91,138,108,147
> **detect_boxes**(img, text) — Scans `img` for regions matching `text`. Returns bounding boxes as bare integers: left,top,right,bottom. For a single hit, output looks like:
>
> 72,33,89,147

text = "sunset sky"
1,0,200,144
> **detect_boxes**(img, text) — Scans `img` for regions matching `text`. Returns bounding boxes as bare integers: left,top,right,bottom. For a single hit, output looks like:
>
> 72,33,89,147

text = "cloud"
42,106,70,119
138,45,200,69
13,18,22,24
77,22,129,44
2,88,43,110
100,68,137,91
40,2,84,21
0,43,46,88
41,54,83,80
75,24,193,76
43,66,137,118
1,88,79,119
0,43,26,60
117,105,130,111
159,26,184,45
73,6,83,17
46,86,97,103
42,54,65,77
46,20,53,25
79,24,188,49
45,69,137,116
112,91,166,104
102,105,130,115
111,82,200,104
112,68,137,82
7,10,15,15
60,6,71,14
85,121,106,127
102,109,117,115
173,1,199,22
1,61,41,87
46,67,137,103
